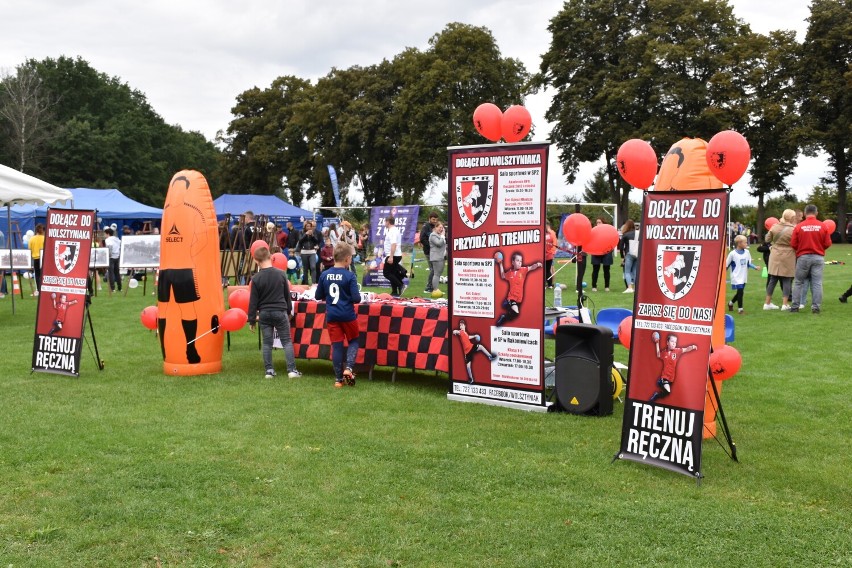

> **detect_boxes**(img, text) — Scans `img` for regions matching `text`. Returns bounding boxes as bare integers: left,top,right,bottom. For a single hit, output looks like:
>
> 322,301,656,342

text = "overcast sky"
1,0,826,206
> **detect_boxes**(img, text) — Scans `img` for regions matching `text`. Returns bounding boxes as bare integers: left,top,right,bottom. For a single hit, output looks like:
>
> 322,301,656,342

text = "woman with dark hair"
297,220,321,285
590,218,614,292
619,219,638,293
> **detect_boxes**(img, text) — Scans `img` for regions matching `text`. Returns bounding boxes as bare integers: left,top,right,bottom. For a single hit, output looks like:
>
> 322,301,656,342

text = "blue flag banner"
327,165,341,207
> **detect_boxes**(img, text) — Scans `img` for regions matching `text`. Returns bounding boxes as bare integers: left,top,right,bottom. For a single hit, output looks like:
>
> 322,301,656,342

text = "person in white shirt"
725,235,760,314
104,228,122,292
382,216,405,297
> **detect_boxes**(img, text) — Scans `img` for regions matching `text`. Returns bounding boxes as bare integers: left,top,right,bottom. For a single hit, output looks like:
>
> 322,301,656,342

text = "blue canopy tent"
1,188,163,239
212,194,320,230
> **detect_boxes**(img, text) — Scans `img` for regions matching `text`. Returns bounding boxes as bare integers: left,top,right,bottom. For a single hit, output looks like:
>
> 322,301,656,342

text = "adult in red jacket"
790,204,832,313
544,220,558,289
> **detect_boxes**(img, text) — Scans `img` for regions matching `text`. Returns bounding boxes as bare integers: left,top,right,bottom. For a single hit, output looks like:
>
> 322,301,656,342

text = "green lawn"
1,245,850,567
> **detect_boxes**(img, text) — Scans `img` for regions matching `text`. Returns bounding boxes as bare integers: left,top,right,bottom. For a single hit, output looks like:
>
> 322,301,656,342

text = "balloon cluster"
473,103,532,143
560,214,619,254
139,288,250,333
616,130,751,189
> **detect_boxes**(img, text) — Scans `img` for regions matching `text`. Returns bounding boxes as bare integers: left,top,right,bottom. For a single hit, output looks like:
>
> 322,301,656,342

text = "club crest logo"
656,244,701,300
54,241,80,275
455,175,494,229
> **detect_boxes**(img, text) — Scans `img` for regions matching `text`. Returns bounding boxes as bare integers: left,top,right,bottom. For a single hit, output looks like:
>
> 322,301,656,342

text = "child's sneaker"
265,369,276,379
334,380,345,388
288,370,302,379
728,301,734,311
738,308,744,314
343,368,356,386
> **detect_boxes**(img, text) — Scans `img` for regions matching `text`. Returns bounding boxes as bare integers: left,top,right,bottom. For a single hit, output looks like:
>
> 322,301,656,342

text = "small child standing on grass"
316,242,361,388
247,246,302,379
726,235,760,314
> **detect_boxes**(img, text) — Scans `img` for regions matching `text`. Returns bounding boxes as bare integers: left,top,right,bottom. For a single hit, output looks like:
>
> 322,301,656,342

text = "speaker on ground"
554,324,613,416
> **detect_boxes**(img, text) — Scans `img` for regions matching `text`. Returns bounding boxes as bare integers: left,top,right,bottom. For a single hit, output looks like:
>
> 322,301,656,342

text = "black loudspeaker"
554,324,614,416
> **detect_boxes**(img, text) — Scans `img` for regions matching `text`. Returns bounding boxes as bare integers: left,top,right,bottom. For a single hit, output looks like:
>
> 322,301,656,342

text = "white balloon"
287,259,297,270
25,230,34,237
128,278,139,289
22,235,30,245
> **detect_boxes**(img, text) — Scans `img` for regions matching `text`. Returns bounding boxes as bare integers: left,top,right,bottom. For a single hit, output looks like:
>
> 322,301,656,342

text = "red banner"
447,142,549,409
618,190,728,478
32,208,95,376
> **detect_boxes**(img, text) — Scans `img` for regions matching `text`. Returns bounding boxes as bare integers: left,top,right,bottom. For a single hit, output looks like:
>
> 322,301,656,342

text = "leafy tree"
11,56,222,206
537,0,760,222
806,184,840,224
308,63,399,207
0,65,54,171
581,167,612,203
797,0,851,240
739,31,801,237
390,23,529,202
220,22,530,207
218,76,313,204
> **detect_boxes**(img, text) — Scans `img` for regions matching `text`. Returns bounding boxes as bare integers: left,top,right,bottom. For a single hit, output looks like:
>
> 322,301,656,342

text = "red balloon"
764,217,779,231
501,105,531,143
582,224,620,255
616,139,658,189
708,344,742,381
617,316,633,349
823,219,836,234
271,252,287,270
250,239,269,257
473,103,503,142
220,308,247,332
706,130,751,186
561,214,592,247
228,288,250,312
140,305,158,330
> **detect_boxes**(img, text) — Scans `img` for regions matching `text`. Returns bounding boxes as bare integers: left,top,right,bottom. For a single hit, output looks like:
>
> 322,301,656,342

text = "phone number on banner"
41,284,86,296
634,319,713,336
452,382,542,405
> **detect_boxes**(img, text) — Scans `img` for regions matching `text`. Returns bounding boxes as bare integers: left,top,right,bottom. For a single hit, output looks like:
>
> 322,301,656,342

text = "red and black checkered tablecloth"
291,300,449,372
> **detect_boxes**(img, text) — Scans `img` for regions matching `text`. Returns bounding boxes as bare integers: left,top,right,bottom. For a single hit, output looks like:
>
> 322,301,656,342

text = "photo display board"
447,142,549,409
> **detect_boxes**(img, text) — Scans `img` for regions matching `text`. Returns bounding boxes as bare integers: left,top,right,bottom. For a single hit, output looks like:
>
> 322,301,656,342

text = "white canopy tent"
1,163,73,313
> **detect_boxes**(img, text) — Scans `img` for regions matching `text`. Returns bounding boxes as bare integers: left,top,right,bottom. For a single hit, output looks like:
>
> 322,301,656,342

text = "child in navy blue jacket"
315,242,361,387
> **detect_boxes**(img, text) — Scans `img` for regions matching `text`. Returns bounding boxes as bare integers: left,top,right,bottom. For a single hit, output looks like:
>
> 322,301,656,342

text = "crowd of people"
761,205,835,314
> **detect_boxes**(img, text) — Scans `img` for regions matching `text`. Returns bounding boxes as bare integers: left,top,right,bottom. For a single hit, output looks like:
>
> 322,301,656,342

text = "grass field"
1,244,850,567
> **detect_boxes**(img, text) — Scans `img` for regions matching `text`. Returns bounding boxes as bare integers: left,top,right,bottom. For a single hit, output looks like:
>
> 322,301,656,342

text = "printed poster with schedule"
447,142,549,409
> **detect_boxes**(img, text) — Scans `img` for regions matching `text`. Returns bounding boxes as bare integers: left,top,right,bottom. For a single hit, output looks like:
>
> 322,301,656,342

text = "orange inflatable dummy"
655,137,728,438
157,170,225,375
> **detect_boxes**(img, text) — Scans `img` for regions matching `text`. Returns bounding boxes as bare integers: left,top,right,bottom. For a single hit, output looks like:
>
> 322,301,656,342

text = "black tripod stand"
83,279,105,371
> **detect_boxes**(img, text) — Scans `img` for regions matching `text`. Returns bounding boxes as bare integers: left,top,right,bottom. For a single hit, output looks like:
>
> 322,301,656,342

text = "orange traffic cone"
12,272,21,297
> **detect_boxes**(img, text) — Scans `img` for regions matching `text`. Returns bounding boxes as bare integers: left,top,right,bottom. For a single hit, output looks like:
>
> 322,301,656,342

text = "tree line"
0,2,848,239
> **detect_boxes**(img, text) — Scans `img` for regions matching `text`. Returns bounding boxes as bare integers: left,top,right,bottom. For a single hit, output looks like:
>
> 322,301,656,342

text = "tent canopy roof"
58,188,163,219
0,164,73,207
213,194,315,221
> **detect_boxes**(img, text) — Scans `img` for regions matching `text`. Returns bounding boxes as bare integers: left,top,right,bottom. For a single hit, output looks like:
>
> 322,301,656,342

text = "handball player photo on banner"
32,208,95,377
447,141,549,410
618,189,728,478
